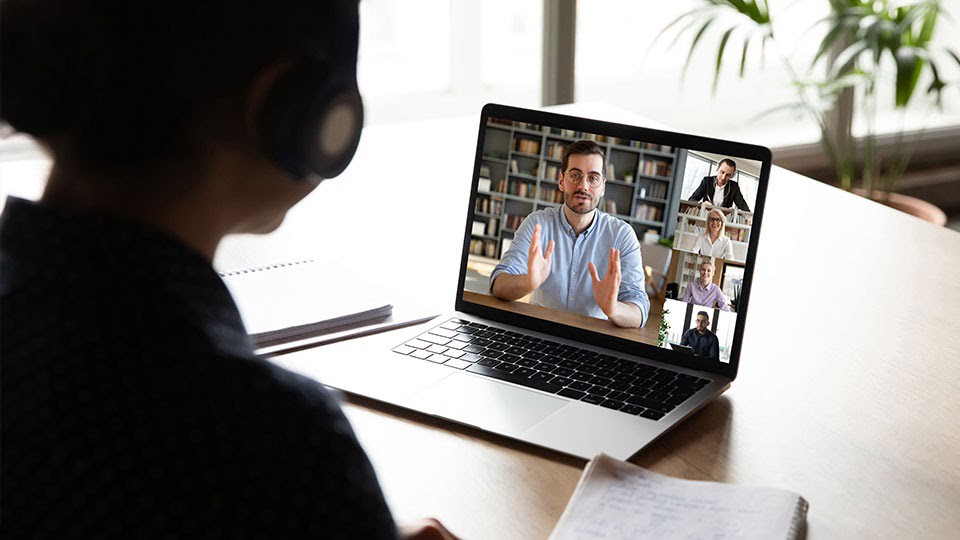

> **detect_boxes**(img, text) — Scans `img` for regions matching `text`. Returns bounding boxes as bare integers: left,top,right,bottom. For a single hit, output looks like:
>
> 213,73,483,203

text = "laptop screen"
456,104,770,379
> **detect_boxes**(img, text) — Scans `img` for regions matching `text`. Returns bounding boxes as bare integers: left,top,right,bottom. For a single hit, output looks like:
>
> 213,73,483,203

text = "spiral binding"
217,259,315,277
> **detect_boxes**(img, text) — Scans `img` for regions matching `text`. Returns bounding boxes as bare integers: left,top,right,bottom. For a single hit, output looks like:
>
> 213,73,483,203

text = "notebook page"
221,260,391,341
550,454,807,540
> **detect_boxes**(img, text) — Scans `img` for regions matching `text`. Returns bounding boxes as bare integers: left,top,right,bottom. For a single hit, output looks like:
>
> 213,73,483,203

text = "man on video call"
490,140,650,328
680,311,721,360
688,158,750,211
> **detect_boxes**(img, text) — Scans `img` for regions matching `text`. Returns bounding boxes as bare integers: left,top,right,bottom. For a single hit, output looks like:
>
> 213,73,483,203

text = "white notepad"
550,454,808,540
220,260,392,346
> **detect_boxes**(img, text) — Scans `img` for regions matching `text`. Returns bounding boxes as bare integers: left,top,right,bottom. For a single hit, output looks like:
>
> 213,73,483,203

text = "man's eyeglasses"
564,170,604,187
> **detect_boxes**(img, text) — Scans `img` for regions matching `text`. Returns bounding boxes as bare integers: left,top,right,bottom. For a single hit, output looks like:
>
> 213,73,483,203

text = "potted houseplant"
660,0,960,221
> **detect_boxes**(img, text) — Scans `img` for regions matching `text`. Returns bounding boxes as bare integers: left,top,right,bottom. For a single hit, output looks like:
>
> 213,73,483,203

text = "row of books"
508,159,538,177
728,228,749,242
474,195,503,215
493,178,537,198
635,203,664,222
515,137,541,155
544,163,560,180
469,238,499,258
636,142,673,152
471,217,499,237
503,214,524,231
638,181,668,199
602,199,619,215
546,141,565,160
488,120,677,155
603,163,638,183
731,212,753,226
538,187,565,204
641,159,672,177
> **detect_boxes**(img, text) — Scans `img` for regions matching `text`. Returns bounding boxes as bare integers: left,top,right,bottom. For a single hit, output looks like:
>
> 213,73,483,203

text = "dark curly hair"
1,0,346,173
561,139,606,173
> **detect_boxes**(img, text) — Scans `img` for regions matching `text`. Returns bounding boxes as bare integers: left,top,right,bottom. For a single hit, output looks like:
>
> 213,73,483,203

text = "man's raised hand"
588,247,621,318
526,223,555,292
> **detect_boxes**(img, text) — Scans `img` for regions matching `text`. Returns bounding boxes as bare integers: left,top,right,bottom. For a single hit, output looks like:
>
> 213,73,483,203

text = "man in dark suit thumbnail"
688,158,750,211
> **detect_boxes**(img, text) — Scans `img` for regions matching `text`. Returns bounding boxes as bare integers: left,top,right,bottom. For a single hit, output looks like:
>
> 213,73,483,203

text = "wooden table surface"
212,106,960,539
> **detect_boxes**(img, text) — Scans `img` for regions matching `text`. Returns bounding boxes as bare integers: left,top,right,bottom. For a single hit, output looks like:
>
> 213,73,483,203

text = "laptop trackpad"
407,372,567,434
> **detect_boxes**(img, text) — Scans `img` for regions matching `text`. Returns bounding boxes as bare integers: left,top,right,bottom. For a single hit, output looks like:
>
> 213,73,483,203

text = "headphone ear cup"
308,87,363,178
257,58,364,181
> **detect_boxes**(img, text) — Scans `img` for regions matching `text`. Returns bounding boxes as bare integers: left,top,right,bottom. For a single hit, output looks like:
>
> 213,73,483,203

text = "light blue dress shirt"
490,206,650,327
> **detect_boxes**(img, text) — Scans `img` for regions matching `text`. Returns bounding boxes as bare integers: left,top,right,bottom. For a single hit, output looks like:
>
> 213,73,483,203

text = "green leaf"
925,59,945,107
739,33,751,77
813,22,848,66
894,46,923,107
714,26,737,93
831,41,870,78
918,1,938,43
658,6,706,40
947,49,960,69
682,17,718,81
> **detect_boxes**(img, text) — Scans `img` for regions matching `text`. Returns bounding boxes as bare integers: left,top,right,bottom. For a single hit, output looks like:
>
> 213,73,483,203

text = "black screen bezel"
454,103,771,381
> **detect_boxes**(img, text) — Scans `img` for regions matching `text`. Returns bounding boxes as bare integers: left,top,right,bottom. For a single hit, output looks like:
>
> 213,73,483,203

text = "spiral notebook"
550,453,808,540
220,260,395,347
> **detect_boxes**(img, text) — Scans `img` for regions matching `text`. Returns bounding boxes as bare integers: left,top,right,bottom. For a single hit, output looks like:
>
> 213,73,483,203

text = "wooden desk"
462,290,661,343
214,105,960,539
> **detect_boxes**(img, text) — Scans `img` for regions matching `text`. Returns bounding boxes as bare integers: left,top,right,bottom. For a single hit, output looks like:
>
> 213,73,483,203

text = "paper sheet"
550,454,807,540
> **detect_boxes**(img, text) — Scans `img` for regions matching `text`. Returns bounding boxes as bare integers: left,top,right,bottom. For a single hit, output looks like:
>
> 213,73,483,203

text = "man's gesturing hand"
588,247,621,318
526,223,555,292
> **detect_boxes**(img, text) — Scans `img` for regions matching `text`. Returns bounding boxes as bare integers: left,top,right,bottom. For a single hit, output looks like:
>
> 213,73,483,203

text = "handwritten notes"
549,454,808,540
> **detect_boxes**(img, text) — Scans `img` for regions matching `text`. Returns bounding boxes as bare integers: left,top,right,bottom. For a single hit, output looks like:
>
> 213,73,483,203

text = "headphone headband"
257,0,363,181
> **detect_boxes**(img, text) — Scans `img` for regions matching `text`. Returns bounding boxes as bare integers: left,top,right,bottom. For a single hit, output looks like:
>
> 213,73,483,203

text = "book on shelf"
220,260,393,347
638,182,667,200
509,180,534,199
469,238,499,258
477,177,491,193
475,195,503,216
504,214,524,231
471,221,486,236
602,199,617,215
634,203,663,222
540,187,563,204
479,165,491,178
547,141,565,160
732,212,753,225
500,237,512,258
640,158,673,177
725,228,748,242
510,159,519,174
606,162,616,180
549,453,808,540
514,137,541,154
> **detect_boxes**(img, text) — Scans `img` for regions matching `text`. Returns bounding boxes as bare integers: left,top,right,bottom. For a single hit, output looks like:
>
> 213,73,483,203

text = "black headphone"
256,0,364,182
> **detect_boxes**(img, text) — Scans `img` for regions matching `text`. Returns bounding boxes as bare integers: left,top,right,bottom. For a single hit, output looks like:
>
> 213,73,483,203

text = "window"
575,0,960,147
358,0,542,125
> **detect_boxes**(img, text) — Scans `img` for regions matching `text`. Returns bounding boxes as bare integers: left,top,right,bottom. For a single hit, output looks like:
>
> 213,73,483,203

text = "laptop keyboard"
393,318,711,421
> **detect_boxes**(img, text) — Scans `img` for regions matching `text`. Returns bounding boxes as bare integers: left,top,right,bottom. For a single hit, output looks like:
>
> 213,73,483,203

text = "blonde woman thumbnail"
693,208,735,260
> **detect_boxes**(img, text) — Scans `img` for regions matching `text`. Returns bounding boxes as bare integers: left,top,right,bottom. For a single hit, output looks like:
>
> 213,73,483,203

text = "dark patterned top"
1,197,397,539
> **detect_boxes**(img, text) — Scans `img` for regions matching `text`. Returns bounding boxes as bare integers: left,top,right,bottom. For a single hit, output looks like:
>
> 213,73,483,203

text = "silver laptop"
270,104,770,460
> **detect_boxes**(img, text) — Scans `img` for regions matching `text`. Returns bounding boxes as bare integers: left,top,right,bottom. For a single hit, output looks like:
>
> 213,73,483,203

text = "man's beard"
564,189,598,215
